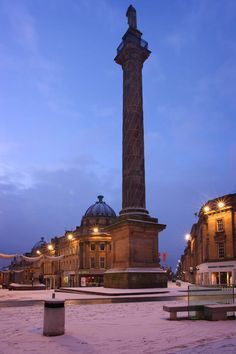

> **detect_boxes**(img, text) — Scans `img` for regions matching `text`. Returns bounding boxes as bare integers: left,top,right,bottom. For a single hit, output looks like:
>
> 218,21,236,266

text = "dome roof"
32,237,47,250
84,195,116,218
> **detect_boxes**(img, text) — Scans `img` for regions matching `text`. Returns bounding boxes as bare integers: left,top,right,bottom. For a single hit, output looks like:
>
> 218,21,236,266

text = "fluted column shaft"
122,51,145,212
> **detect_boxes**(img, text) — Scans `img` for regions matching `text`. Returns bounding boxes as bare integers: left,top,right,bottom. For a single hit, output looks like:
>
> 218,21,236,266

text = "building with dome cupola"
44,195,117,288
1,195,117,289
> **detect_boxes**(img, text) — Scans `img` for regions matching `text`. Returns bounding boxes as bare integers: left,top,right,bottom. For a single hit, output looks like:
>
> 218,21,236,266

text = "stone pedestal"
104,217,167,288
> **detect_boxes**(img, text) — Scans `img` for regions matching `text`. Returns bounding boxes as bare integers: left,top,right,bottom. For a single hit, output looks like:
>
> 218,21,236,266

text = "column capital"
115,28,151,66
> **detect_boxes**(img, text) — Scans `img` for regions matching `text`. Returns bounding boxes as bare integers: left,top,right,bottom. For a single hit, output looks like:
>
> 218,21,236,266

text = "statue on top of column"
126,5,137,29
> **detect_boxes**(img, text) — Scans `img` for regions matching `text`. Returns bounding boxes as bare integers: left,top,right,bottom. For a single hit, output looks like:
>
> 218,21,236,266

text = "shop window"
90,243,95,251
216,219,224,232
218,242,225,259
90,257,95,268
100,257,105,268
100,243,105,251
220,272,227,285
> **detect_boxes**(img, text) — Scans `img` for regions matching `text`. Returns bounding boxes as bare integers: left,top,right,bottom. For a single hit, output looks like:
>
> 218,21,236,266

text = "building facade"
2,196,116,289
179,193,236,286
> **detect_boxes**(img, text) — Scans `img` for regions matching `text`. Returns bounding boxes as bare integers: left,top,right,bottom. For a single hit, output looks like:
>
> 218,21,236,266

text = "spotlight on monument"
36,250,41,255
67,234,73,241
93,227,99,234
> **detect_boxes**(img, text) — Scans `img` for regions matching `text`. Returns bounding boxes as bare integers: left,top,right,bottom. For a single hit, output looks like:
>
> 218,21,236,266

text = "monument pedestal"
104,216,167,288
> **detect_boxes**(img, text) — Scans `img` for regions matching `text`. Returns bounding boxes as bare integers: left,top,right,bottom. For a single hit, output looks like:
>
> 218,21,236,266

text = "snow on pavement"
0,287,235,354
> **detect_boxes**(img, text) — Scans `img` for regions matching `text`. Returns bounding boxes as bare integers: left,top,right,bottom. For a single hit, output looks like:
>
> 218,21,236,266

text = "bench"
204,304,236,321
163,305,204,320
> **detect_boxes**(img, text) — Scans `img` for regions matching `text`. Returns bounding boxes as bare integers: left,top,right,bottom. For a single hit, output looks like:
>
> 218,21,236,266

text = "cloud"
4,0,38,53
164,32,191,54
0,162,120,255
2,0,62,111
0,164,34,191
72,0,122,31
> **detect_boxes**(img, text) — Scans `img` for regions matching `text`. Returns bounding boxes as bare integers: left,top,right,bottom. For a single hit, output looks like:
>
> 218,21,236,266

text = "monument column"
117,5,150,216
104,6,167,289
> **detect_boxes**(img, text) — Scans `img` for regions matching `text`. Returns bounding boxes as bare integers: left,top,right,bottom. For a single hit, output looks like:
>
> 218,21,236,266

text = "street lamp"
218,201,225,209
185,233,191,241
67,233,73,241
203,205,210,212
47,244,54,251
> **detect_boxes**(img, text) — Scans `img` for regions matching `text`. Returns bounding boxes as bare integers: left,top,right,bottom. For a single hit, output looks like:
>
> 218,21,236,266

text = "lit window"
216,219,224,232
90,257,95,268
100,243,105,251
100,257,105,268
90,243,95,251
218,242,225,259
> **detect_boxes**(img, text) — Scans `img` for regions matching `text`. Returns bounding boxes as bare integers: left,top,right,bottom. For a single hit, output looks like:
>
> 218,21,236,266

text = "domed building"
53,195,117,288
31,237,47,255
1,196,117,289
81,195,116,229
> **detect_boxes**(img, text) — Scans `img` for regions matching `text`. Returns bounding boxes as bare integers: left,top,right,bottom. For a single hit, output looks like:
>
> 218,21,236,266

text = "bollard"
43,300,65,336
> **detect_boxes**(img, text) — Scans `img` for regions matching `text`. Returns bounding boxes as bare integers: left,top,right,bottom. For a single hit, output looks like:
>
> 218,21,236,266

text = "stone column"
104,6,167,289
115,24,150,216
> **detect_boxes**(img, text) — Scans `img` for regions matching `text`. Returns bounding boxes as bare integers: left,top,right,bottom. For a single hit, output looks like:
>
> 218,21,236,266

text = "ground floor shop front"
196,261,236,286
60,270,105,288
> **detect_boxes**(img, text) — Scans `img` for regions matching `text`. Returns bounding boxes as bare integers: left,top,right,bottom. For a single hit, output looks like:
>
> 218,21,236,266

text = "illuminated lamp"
203,205,210,212
218,201,225,209
185,233,191,241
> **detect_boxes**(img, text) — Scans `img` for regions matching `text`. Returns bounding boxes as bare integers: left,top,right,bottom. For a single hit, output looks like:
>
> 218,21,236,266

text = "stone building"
52,195,116,288
4,195,116,289
180,193,236,286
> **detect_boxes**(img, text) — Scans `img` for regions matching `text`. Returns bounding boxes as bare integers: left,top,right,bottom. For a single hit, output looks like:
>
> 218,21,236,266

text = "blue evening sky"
0,0,235,270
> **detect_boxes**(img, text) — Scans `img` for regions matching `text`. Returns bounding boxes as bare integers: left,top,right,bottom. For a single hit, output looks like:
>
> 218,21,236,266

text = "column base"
119,207,149,217
104,268,167,289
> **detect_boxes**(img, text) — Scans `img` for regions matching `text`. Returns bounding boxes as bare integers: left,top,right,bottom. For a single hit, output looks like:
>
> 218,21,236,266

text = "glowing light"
93,227,99,233
36,250,41,255
67,234,73,240
218,201,225,209
204,205,210,212
185,233,191,241
47,244,54,251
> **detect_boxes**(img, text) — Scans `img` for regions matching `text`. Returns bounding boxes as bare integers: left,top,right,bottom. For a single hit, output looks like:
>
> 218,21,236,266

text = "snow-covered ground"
0,283,235,354
0,281,187,301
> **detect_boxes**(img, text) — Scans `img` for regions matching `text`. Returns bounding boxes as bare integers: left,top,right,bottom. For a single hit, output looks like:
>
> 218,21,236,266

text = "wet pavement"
0,295,187,308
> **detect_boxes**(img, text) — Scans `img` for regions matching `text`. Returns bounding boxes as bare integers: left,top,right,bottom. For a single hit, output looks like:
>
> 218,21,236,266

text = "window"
90,243,95,251
90,257,95,268
100,243,105,251
216,219,224,232
100,257,105,268
218,242,225,259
